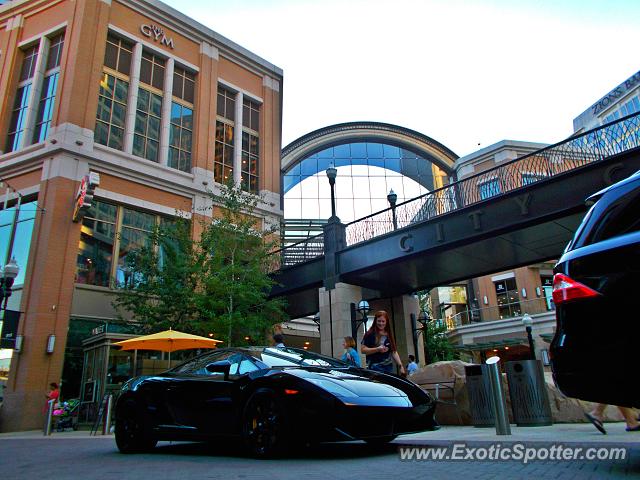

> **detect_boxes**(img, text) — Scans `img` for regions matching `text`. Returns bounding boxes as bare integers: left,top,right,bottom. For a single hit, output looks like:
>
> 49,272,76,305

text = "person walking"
585,404,640,434
360,310,406,376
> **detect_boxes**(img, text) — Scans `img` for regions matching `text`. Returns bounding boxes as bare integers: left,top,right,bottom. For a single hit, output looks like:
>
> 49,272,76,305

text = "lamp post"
387,188,398,230
522,313,535,359
350,300,369,341
326,162,338,222
412,309,431,365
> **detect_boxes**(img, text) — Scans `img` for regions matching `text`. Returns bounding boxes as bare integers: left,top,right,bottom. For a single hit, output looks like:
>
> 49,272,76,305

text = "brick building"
0,0,283,431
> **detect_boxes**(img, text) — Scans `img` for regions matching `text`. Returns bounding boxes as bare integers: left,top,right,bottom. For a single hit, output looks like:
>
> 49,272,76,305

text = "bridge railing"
273,112,640,265
345,112,640,245
270,232,325,270
447,297,553,330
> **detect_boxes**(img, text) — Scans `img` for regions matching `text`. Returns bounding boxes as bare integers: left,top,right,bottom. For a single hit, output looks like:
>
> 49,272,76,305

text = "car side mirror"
206,360,232,379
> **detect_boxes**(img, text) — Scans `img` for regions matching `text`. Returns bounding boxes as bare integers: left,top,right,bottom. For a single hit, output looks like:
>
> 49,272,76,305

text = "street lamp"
412,309,431,365
522,313,535,360
1,257,20,311
387,189,398,230
326,162,338,222
350,300,369,341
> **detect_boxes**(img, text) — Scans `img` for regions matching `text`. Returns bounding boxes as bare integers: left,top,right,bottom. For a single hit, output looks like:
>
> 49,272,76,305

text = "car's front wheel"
115,399,157,454
241,388,289,458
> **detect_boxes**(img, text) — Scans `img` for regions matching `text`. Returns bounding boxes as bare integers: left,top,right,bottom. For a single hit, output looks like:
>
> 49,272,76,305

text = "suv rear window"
581,190,640,246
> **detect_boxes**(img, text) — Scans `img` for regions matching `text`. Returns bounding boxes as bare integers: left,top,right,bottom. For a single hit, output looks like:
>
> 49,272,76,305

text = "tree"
418,290,458,364
112,182,287,345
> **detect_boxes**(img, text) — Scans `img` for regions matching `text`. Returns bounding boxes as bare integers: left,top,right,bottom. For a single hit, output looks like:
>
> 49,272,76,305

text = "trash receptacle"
505,360,553,426
464,364,494,427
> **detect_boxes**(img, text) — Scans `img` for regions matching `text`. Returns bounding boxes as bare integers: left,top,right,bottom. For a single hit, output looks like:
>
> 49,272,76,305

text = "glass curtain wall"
284,142,448,223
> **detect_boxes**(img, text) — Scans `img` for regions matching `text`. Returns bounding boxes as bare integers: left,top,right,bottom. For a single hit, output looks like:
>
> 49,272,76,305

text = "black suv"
550,170,640,407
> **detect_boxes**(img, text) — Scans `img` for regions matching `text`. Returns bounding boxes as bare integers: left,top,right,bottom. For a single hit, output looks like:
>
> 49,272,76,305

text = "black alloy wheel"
242,388,288,458
114,399,157,454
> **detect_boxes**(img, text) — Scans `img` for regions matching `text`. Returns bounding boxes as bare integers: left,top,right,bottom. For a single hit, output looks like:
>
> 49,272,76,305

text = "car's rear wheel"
242,388,289,458
115,399,157,454
365,435,398,445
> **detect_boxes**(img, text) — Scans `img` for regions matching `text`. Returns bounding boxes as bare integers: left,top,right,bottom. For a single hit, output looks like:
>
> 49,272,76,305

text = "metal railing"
345,112,640,245
446,297,553,330
273,112,640,267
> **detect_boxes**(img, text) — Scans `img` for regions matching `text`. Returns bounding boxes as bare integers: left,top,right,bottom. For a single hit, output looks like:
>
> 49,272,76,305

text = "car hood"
285,367,407,397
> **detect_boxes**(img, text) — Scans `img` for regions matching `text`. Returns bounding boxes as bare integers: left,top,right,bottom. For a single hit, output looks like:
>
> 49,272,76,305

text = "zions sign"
140,24,175,49
72,172,100,222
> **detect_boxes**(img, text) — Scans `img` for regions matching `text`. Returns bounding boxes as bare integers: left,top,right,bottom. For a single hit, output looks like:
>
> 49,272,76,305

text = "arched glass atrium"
284,142,451,224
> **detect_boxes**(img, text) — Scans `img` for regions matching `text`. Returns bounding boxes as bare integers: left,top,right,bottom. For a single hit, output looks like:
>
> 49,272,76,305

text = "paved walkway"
2,422,638,444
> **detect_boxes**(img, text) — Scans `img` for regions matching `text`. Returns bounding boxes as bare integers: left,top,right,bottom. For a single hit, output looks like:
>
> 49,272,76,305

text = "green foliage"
112,182,287,346
417,289,458,364
423,320,458,364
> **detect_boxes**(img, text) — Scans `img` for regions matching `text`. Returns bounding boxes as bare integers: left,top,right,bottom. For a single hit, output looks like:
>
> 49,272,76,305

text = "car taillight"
552,273,600,304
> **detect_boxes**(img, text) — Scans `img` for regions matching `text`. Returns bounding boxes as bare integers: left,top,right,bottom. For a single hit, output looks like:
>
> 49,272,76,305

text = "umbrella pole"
168,350,171,368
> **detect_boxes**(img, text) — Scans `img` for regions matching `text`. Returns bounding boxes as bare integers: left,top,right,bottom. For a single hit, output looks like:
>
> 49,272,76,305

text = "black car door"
166,352,257,436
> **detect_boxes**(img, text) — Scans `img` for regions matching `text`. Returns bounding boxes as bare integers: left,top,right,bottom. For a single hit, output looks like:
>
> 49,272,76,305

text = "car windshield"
248,347,348,368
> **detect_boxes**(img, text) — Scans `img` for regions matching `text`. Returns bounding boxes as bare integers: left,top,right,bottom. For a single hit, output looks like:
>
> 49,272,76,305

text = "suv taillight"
552,273,600,305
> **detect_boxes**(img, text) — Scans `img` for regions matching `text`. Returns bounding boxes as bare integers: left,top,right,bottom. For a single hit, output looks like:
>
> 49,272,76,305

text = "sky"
164,0,639,158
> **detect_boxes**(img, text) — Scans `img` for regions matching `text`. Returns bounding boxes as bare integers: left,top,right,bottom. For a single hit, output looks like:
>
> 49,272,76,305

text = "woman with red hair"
360,310,406,375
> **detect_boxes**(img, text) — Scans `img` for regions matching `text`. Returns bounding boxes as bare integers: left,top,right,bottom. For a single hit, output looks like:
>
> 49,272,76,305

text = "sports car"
115,346,438,457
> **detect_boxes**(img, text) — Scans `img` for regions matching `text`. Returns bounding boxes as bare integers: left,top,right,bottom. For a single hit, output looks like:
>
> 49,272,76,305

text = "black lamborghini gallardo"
115,346,438,457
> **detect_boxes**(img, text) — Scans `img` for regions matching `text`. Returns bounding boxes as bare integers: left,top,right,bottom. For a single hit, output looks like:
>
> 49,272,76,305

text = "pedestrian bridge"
270,113,640,318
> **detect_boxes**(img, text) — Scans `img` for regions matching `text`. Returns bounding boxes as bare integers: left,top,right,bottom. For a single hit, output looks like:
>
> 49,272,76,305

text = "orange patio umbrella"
114,328,223,366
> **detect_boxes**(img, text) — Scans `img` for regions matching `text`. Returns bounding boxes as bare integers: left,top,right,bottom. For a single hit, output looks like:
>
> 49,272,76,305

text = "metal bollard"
43,399,55,436
485,356,511,435
103,395,113,435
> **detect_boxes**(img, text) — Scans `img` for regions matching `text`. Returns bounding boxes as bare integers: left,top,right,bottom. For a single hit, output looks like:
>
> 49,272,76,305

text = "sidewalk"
402,422,640,445
2,422,639,444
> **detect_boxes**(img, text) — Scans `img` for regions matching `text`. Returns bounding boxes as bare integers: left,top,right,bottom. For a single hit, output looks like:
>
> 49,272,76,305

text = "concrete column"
318,283,363,359
158,57,174,167
22,36,50,147
123,42,142,154
391,295,424,366
233,91,243,186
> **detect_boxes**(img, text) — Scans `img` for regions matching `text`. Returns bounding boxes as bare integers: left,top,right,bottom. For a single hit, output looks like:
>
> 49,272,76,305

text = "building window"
133,88,162,162
117,208,155,286
77,201,117,287
95,74,129,150
33,34,65,143
494,277,521,319
139,50,165,90
95,34,132,150
478,179,501,200
172,66,195,104
76,200,177,288
540,275,554,311
215,86,236,184
168,67,195,172
241,98,260,193
103,33,132,76
5,45,38,152
0,200,38,286
521,173,547,186
133,51,165,163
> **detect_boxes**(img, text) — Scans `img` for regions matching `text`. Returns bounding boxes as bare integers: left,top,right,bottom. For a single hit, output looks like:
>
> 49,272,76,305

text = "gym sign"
140,24,175,49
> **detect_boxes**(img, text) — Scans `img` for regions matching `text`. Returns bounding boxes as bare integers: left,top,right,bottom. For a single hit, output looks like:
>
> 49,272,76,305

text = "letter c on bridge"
399,234,414,252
